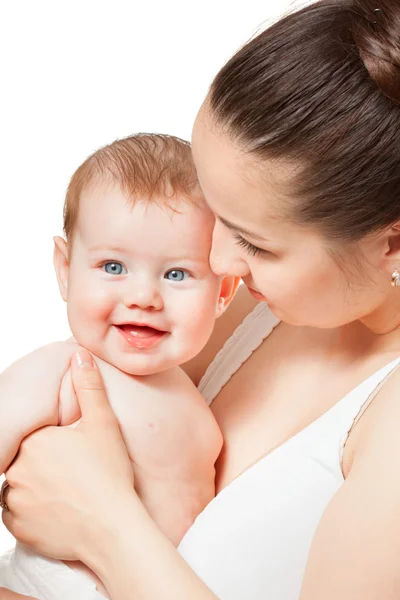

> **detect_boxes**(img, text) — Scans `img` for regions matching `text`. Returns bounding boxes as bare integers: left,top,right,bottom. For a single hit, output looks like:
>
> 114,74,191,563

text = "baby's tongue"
120,325,160,339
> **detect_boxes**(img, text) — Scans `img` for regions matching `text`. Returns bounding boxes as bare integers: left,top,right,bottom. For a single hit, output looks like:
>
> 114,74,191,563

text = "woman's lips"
247,286,267,302
114,324,167,349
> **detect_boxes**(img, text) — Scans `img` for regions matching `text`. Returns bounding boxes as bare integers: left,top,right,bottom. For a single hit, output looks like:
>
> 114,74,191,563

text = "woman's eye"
164,269,189,282
233,233,268,257
102,262,127,275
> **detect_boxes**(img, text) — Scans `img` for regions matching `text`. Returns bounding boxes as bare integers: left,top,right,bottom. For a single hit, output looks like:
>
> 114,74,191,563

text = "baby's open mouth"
114,324,168,349
117,324,166,338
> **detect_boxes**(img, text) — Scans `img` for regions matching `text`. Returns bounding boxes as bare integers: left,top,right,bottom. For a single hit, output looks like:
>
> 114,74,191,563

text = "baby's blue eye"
103,262,127,275
165,269,189,282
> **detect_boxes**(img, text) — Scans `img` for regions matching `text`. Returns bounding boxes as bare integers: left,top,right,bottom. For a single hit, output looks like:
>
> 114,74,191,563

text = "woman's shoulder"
345,359,400,477
182,285,259,385
298,360,400,599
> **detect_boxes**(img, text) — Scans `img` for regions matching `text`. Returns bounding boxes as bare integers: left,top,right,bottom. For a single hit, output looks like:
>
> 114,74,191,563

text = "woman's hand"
1,348,135,562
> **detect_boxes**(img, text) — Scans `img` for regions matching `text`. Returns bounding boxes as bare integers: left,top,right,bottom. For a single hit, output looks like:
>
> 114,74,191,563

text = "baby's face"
60,181,225,375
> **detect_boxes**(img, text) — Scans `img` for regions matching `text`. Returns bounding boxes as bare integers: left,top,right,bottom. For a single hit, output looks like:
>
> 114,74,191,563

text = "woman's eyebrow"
217,216,267,241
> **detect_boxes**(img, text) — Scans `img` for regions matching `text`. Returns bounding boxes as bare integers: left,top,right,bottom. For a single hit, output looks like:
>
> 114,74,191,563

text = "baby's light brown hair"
63,133,204,240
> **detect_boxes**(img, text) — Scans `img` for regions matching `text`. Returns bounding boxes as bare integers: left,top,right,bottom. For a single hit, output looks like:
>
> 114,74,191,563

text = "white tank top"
178,303,400,599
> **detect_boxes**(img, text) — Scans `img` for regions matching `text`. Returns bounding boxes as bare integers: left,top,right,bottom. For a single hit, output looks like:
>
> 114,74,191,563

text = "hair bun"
351,0,400,104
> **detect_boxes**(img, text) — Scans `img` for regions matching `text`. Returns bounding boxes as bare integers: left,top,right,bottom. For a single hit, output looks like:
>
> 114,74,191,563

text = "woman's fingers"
0,589,37,599
71,349,119,429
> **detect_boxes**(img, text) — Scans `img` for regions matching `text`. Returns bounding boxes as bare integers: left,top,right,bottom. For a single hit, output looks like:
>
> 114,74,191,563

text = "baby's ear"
53,236,70,302
216,276,241,318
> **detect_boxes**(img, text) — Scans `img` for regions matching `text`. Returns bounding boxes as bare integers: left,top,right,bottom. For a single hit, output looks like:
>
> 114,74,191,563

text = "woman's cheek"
267,270,328,326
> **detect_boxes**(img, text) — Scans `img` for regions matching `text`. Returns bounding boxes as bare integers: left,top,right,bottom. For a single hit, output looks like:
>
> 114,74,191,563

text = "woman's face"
192,110,390,329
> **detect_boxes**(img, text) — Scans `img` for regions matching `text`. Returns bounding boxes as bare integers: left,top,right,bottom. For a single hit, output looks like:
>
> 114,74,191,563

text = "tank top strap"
338,356,400,464
198,302,280,405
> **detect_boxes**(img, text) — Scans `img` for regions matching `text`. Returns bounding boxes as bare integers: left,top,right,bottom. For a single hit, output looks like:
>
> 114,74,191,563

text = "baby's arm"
0,341,80,474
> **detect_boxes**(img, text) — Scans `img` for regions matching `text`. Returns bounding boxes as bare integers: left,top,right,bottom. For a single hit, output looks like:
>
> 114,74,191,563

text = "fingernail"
74,350,94,369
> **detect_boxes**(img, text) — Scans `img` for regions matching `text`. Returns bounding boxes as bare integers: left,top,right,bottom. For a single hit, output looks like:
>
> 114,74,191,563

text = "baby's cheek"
179,296,218,355
67,286,115,343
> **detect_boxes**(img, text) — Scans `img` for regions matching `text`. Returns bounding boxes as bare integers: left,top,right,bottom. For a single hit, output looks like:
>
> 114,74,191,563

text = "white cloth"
178,303,400,599
0,543,106,599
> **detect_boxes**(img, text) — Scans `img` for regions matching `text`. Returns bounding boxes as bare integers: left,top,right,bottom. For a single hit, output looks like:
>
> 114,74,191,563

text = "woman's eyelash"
233,233,267,257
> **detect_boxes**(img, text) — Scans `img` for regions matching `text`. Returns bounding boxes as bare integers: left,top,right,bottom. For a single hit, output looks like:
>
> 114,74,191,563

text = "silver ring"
0,480,10,511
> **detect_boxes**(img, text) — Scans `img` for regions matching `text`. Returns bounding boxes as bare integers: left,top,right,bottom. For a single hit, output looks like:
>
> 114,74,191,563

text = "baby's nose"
122,283,163,311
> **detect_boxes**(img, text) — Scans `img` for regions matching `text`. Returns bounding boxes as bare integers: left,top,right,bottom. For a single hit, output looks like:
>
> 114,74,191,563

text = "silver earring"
391,268,400,287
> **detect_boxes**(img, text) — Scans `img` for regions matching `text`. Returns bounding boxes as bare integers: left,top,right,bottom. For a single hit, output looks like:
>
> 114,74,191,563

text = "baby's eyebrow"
217,216,267,241
87,247,207,264
88,245,128,254
163,256,208,265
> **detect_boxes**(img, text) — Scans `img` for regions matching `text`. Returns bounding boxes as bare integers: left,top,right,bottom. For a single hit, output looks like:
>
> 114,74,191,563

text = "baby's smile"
113,322,169,350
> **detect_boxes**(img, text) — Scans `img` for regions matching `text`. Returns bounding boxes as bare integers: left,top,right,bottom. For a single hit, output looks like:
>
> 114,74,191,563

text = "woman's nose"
210,221,250,278
123,281,163,311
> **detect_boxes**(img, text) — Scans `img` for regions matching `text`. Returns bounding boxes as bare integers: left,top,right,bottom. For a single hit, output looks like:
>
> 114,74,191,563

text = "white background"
1,0,300,554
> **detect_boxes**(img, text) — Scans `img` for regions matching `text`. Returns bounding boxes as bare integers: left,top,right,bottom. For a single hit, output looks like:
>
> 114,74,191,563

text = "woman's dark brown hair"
209,0,400,242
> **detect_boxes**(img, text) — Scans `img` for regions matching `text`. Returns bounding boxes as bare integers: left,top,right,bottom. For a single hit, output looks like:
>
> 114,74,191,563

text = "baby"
0,134,238,599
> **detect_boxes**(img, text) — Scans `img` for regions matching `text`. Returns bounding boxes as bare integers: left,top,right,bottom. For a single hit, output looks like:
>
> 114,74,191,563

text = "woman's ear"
53,236,70,302
386,222,400,259
215,276,241,318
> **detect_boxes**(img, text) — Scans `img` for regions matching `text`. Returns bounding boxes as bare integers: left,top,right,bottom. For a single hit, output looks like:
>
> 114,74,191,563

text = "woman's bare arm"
299,369,400,599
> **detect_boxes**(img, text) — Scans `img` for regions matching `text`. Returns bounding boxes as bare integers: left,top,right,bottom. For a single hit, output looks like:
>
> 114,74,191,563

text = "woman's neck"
359,293,400,336
336,297,400,359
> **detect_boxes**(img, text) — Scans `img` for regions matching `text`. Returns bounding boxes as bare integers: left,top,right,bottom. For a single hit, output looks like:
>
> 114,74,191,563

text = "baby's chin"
111,356,174,377
98,351,177,376
109,349,203,377
81,345,184,377
68,334,200,377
